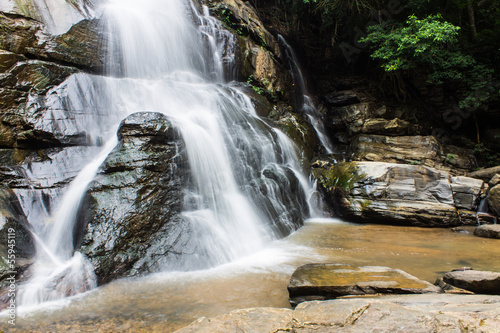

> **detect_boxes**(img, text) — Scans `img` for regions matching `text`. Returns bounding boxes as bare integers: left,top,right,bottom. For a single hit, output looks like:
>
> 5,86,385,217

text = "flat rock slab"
288,264,441,306
442,270,500,294
474,224,500,239
176,294,500,333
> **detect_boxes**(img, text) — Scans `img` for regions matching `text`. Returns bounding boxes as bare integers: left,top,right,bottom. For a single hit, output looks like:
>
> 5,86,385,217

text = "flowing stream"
14,0,318,307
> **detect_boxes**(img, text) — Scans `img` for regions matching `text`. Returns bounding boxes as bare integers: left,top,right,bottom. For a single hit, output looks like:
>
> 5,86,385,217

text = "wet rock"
177,294,500,333
474,224,500,239
0,13,103,72
338,103,371,135
441,269,500,294
487,185,500,216
477,212,498,225
287,263,441,307
80,112,190,284
0,188,35,290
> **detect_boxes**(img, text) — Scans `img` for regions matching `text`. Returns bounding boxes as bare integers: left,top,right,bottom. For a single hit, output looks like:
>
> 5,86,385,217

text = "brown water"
4,219,500,332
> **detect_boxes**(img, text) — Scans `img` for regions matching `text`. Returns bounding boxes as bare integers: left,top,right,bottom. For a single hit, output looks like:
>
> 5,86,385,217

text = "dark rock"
80,112,190,284
477,212,498,225
441,269,500,294
323,90,360,107
287,263,441,307
474,224,500,239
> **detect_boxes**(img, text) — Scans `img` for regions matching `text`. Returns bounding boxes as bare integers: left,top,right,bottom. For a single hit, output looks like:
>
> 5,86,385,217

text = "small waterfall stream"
278,35,335,155
15,0,319,306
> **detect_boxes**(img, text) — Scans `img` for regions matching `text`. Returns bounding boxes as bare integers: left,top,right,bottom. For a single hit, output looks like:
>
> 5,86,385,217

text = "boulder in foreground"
176,294,500,333
474,224,500,239
288,263,441,307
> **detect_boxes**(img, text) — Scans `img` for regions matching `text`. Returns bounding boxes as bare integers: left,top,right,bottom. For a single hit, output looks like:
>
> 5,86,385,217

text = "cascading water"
278,35,335,155
16,0,318,306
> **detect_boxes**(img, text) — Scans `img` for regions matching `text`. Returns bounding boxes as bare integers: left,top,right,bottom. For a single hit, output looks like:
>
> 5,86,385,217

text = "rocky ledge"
176,294,500,332
313,161,486,227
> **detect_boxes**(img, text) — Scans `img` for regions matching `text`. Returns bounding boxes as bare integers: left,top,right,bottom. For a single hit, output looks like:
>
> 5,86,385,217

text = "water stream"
14,0,317,306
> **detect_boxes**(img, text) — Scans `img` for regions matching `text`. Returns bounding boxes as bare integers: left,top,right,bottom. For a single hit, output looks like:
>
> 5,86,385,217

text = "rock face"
313,161,485,227
441,270,500,294
176,294,500,333
288,264,441,307
209,0,291,96
79,112,189,284
474,224,500,239
487,185,500,216
0,188,35,288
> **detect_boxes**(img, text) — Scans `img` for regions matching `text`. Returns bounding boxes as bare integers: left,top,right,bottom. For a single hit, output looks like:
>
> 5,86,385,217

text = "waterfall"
16,0,317,306
278,35,335,155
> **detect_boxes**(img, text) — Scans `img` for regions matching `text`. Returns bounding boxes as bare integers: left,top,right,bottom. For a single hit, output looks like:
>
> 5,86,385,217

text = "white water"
15,0,318,306
278,35,335,155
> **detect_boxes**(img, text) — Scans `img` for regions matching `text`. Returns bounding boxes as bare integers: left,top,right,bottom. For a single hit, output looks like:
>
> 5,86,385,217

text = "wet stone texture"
80,112,190,284
287,263,442,307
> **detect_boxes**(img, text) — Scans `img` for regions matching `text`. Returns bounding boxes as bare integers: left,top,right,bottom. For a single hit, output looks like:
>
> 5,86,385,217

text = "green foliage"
312,162,365,193
360,14,495,109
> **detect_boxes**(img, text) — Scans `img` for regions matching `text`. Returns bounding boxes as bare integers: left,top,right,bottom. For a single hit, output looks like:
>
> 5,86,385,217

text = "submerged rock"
80,112,189,284
287,263,441,307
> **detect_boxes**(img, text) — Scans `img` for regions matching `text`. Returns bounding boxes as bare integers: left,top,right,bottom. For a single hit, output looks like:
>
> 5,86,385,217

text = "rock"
361,118,414,136
474,224,500,239
338,103,371,135
176,308,293,333
176,294,500,333
80,112,189,284
490,174,500,187
487,185,500,216
209,0,290,96
275,112,320,163
0,11,103,72
323,90,360,107
477,212,498,225
314,161,484,227
0,50,26,72
468,165,500,182
441,269,500,294
287,263,441,307
39,19,104,72
450,176,484,210
435,277,475,294
0,188,35,290
348,135,443,168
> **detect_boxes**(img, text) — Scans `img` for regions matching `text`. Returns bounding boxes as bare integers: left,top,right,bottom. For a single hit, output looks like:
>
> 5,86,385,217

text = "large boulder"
80,112,190,284
287,263,441,307
313,161,485,227
176,294,500,333
487,184,500,216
